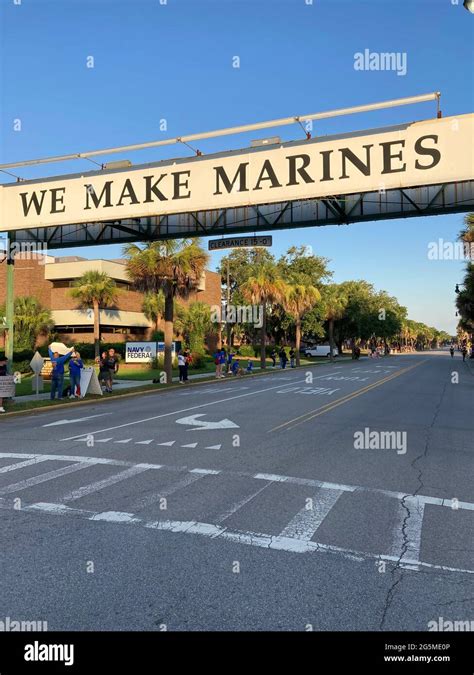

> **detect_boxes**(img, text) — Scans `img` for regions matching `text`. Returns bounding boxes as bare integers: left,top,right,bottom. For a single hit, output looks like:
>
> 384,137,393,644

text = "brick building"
0,254,221,347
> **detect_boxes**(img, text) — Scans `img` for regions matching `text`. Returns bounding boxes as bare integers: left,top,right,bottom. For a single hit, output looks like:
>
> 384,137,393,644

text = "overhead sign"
208,236,272,250
1,114,473,232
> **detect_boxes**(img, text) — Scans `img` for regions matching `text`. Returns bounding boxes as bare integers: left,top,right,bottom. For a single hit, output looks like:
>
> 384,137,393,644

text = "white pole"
0,93,440,172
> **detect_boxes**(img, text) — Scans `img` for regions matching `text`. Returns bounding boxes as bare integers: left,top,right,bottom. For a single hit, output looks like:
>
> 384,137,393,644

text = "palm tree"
181,301,215,353
0,296,53,350
123,239,209,384
142,291,165,334
282,284,321,366
320,285,347,362
69,271,118,358
241,264,286,369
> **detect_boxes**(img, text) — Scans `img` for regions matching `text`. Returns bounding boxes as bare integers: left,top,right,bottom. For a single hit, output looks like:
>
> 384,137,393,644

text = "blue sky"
1,0,473,333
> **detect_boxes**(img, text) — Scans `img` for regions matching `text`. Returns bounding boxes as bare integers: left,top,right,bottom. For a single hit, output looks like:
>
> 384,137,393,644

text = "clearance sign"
1,114,473,232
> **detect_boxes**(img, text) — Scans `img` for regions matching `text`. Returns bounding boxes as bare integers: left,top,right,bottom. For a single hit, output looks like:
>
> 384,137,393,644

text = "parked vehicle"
304,344,337,358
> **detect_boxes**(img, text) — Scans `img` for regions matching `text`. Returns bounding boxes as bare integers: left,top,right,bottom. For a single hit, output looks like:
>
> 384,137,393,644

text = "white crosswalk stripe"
0,457,50,474
59,465,153,503
0,462,93,495
0,452,471,575
279,488,343,540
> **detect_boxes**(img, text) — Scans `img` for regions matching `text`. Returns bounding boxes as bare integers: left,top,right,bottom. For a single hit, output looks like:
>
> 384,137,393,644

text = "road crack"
379,382,447,629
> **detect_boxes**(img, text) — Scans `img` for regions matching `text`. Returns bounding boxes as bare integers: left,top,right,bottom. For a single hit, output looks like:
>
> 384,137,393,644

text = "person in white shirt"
178,351,186,383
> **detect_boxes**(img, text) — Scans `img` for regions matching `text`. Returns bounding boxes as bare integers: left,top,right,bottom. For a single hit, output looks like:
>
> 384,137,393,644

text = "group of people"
270,347,296,369
96,348,120,393
47,346,120,400
177,349,192,383
212,348,255,379
450,343,472,361
48,346,84,400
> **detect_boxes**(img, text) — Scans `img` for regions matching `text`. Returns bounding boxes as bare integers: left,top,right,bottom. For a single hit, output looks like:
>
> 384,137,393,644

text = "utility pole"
226,258,231,348
5,235,15,374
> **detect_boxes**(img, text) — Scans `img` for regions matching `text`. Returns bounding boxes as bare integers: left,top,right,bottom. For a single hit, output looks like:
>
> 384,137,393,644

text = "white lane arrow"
176,413,239,430
43,413,111,428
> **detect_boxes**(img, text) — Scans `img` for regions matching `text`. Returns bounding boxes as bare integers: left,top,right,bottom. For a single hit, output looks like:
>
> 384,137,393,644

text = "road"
0,351,473,631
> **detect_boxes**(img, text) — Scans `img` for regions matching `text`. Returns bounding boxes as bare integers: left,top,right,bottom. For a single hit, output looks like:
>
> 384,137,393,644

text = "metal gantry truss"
11,180,474,250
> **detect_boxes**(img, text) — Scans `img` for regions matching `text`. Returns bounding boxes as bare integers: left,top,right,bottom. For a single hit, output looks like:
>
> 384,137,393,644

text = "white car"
304,345,337,358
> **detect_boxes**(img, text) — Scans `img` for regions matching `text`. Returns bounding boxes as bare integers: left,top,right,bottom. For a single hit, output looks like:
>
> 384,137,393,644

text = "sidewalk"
13,368,255,402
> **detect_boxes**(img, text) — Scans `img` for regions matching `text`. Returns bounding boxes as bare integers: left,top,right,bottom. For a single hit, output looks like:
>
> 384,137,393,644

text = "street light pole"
226,258,231,349
5,235,15,374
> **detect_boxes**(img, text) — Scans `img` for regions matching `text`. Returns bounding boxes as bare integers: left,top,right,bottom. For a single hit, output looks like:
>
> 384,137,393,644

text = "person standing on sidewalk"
462,345,468,362
450,345,455,358
184,348,191,382
0,355,8,413
271,348,277,368
214,349,222,379
68,350,84,398
219,348,227,378
178,351,186,383
104,348,120,393
289,348,296,368
48,346,74,400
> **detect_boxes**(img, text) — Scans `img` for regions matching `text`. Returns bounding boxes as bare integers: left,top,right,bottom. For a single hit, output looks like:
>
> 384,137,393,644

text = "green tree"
181,301,215,353
320,285,348,362
142,290,165,334
281,283,321,366
241,263,286,369
70,270,118,358
0,296,53,350
124,239,209,384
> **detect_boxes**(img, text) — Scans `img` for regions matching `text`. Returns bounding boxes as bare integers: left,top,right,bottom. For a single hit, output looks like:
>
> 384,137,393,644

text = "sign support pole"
5,235,15,374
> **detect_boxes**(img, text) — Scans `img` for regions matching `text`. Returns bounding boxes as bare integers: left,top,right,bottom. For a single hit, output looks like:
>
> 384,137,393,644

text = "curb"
2,358,353,420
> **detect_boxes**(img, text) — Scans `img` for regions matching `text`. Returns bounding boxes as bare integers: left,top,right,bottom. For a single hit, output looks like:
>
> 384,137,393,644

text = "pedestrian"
246,359,253,373
104,348,120,392
279,347,287,369
219,348,227,378
271,348,277,368
450,345,454,358
227,350,234,374
178,350,186,383
289,348,296,368
68,350,84,398
96,351,109,390
0,355,8,413
48,346,74,400
184,348,191,381
462,346,467,362
231,359,241,376
213,349,221,379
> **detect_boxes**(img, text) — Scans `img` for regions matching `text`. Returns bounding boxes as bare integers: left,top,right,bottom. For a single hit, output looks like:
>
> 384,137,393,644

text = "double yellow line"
269,360,425,432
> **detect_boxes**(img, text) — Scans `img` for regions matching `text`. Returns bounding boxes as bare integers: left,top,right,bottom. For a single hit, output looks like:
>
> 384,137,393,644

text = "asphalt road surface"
1,351,473,631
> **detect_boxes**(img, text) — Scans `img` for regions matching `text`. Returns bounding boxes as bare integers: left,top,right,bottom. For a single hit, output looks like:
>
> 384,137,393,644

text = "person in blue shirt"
48,346,74,400
68,350,84,398
246,360,253,373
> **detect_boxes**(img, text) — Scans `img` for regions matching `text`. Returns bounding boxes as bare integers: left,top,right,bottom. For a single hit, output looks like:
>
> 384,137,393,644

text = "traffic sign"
208,236,272,251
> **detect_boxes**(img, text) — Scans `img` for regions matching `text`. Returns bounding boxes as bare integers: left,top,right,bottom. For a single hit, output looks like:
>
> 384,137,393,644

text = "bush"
188,352,208,369
151,330,165,342
13,360,33,374
234,344,276,357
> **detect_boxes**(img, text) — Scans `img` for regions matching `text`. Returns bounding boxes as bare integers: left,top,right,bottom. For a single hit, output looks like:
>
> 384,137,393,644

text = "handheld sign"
0,375,15,398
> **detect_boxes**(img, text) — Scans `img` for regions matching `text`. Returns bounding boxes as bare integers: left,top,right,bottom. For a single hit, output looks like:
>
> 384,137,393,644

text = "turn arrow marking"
43,413,111,428
175,414,239,430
